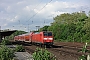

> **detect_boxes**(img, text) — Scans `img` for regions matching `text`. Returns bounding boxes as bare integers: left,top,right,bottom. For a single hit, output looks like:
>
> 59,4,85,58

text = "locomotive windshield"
43,32,52,36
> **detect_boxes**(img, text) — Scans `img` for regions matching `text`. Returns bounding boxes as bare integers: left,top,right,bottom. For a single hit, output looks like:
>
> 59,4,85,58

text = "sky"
0,0,90,32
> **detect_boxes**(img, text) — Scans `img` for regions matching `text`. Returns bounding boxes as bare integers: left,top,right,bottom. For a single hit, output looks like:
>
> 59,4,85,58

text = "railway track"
24,45,35,54
23,45,86,60
11,41,90,60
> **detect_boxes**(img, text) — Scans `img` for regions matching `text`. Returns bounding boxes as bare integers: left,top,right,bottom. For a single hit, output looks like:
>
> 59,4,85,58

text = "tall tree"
48,12,89,42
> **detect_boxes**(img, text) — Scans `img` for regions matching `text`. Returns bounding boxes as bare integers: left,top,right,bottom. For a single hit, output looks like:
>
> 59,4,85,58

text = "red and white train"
14,31,53,46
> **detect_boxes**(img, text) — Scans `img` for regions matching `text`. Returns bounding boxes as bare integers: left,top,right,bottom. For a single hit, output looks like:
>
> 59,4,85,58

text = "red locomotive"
14,31,53,46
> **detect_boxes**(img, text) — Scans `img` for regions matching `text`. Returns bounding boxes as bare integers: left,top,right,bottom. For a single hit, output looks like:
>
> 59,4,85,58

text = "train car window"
43,32,52,36
44,33,48,36
48,32,52,36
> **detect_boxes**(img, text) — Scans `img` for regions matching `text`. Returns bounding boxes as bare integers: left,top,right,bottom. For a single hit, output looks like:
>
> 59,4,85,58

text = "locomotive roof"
33,31,52,34
34,32,40,34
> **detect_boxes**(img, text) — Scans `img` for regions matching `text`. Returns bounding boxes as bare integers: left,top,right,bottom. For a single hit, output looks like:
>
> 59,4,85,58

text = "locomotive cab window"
43,32,52,36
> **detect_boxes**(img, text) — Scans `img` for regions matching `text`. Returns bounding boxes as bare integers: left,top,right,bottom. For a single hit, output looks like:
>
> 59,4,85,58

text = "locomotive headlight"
48,38,53,40
44,38,47,40
44,38,53,40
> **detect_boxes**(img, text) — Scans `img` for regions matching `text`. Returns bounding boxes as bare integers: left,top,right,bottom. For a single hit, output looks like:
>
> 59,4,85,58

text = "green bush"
79,55,87,60
78,43,88,60
33,48,56,60
1,39,11,45
15,45,25,52
0,45,15,60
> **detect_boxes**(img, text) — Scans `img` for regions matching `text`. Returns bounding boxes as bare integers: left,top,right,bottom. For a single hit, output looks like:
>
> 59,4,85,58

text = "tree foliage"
6,11,90,43
39,25,50,31
5,30,27,40
47,12,90,43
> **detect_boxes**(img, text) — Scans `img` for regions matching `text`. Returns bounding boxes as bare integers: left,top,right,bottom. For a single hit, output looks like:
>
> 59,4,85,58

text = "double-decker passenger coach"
14,31,53,46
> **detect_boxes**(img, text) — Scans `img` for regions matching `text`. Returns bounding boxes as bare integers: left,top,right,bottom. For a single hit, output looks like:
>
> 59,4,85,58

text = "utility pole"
0,26,1,41
36,26,40,32
28,24,29,32
44,20,45,27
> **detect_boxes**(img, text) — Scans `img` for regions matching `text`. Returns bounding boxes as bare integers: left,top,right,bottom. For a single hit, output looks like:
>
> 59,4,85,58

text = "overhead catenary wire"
13,0,43,30
19,0,52,32
18,0,43,25
26,0,52,23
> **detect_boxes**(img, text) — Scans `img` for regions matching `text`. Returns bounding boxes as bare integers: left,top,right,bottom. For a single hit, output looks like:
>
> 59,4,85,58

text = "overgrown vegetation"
39,12,90,43
78,43,88,60
1,39,11,45
0,45,15,60
15,45,25,52
0,38,25,59
33,48,56,60
5,30,27,40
